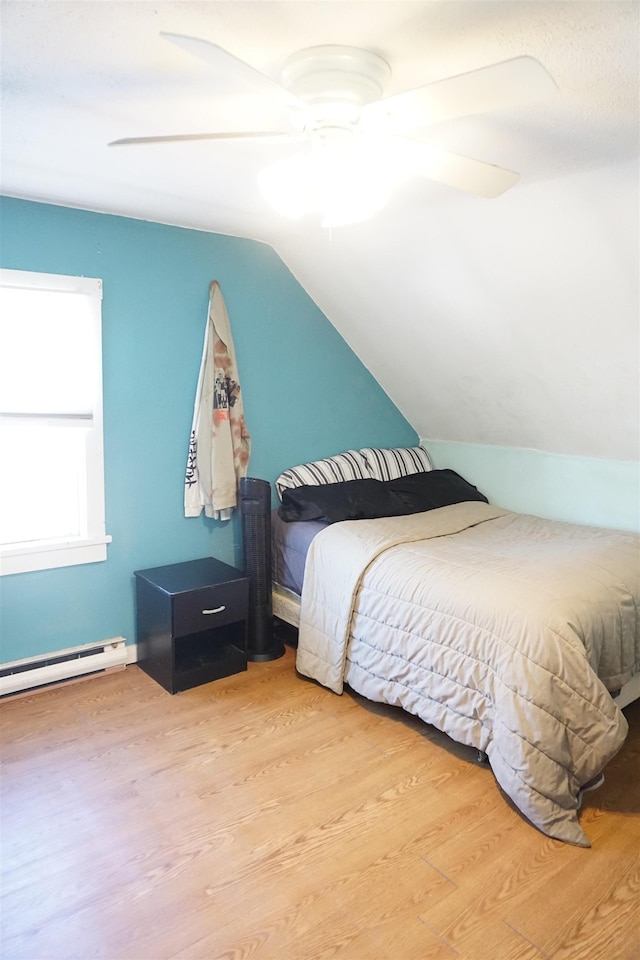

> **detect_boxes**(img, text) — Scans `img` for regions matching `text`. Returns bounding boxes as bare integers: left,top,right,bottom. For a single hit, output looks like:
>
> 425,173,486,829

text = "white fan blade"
365,56,557,130
160,32,305,109
109,131,292,147
405,141,520,197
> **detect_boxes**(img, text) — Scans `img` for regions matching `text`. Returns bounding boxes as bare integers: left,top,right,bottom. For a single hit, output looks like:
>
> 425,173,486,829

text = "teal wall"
0,198,416,663
424,439,640,532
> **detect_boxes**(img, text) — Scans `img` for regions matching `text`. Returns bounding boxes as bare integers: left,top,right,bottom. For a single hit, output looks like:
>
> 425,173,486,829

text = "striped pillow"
360,446,433,482
275,450,370,501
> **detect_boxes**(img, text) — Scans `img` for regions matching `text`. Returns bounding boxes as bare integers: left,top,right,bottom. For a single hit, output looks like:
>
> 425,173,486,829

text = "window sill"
0,535,112,576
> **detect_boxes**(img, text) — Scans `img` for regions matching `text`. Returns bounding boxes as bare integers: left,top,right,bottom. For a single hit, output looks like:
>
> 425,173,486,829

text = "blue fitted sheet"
271,510,327,596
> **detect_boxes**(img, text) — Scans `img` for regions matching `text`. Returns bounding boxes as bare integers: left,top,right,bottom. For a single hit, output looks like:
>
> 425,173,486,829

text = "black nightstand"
134,557,249,694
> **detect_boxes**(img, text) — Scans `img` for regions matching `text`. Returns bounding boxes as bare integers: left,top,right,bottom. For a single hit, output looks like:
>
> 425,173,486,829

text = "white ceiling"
2,1,639,460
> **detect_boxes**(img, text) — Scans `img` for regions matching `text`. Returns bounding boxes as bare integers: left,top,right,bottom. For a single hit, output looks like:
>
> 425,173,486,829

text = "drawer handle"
202,605,226,615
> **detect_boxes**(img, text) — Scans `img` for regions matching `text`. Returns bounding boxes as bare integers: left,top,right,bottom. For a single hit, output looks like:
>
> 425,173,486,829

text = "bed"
271,446,640,847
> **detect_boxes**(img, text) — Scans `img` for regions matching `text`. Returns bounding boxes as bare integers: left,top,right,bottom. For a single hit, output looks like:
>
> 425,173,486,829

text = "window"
0,269,110,575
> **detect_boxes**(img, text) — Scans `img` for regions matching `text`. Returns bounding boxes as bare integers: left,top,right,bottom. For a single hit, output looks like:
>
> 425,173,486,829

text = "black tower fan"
240,477,285,662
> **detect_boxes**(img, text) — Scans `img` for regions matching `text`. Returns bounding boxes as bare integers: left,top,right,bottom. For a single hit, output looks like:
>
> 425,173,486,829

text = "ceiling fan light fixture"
281,46,391,109
320,180,394,229
258,154,312,220
259,132,398,228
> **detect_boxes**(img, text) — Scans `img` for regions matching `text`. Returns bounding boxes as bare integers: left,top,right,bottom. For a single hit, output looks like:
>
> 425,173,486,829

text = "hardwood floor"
1,647,639,960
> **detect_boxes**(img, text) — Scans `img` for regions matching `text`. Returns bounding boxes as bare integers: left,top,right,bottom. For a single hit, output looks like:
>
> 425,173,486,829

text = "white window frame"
0,269,111,576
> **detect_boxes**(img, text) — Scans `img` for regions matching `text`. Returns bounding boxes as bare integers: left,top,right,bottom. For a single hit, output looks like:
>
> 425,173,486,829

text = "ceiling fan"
109,34,557,226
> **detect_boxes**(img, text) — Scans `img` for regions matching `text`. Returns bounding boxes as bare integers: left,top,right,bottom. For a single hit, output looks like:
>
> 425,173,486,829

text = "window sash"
0,269,109,575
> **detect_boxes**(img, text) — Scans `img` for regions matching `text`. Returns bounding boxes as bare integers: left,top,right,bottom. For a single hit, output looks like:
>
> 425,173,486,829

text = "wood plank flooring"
1,647,639,960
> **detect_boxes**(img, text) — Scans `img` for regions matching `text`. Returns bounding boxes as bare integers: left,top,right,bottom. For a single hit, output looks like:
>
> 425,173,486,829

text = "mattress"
271,509,326,595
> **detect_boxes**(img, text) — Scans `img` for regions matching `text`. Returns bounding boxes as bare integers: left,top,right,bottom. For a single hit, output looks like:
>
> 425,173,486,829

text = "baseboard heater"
0,637,127,699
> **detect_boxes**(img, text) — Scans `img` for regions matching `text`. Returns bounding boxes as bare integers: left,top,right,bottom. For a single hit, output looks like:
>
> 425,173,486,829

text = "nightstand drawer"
173,578,248,638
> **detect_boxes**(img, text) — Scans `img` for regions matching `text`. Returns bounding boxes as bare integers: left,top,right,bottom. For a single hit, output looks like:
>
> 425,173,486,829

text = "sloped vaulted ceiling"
1,1,638,460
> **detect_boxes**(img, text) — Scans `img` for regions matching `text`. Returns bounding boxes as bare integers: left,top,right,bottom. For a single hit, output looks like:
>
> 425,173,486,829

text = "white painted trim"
0,535,112,576
0,268,102,297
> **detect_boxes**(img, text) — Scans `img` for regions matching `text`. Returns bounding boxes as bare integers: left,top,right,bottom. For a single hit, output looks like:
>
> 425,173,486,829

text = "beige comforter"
296,502,639,846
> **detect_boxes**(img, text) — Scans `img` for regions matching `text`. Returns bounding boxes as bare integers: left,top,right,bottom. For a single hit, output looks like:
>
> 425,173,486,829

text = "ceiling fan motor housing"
281,45,391,131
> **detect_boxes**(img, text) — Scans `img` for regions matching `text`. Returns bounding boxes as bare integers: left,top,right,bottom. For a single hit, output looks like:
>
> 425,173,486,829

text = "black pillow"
278,478,409,523
388,469,488,512
277,470,489,523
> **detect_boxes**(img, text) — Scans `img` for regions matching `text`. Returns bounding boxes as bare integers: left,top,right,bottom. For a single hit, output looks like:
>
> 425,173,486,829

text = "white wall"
274,159,639,465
